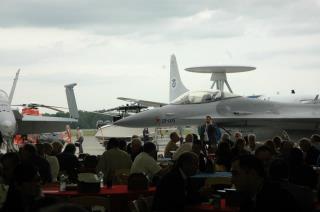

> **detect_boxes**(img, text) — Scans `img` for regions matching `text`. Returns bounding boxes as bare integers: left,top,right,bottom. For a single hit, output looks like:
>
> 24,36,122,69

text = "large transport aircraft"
0,70,79,150
114,55,320,141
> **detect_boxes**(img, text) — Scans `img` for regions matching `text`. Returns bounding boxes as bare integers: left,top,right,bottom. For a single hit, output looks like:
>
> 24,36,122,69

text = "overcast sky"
0,0,320,113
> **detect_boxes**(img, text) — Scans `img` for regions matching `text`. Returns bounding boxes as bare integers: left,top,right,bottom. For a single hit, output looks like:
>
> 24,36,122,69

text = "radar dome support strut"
210,72,234,93
185,66,256,93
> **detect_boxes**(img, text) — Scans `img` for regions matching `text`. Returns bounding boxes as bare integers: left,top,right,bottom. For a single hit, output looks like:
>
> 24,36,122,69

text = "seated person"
97,138,132,183
51,141,63,156
43,142,60,182
172,134,193,160
153,152,200,212
300,138,320,166
247,134,257,154
269,159,314,212
127,137,143,161
20,144,52,184
231,138,250,160
231,155,302,212
164,132,180,158
2,163,42,212
287,148,318,190
0,152,20,185
0,153,20,209
192,140,207,172
130,142,164,182
79,155,98,174
56,144,80,183
255,145,274,175
215,141,232,171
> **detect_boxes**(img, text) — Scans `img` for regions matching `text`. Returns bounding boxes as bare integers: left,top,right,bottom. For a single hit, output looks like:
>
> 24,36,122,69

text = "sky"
0,0,320,113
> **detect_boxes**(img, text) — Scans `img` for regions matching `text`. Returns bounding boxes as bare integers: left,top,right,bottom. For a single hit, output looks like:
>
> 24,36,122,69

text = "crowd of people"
158,115,320,211
0,116,320,211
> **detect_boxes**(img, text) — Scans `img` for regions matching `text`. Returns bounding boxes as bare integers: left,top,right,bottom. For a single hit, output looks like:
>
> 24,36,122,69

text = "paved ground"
80,136,105,156
81,135,171,156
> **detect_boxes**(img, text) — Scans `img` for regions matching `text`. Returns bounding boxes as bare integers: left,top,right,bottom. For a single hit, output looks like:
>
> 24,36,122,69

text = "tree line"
43,111,113,129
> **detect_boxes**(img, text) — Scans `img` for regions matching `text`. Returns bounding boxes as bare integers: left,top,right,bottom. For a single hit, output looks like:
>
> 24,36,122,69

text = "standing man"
142,128,150,143
198,115,221,149
75,127,84,154
64,125,72,144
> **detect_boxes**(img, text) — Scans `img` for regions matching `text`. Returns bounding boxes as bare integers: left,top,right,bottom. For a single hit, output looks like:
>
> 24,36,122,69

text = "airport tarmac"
80,135,170,156
80,136,105,155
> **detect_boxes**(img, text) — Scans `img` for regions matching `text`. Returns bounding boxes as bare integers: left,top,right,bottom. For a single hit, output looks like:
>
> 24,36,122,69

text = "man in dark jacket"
57,143,79,182
20,144,52,184
153,152,200,212
232,155,302,212
198,116,220,147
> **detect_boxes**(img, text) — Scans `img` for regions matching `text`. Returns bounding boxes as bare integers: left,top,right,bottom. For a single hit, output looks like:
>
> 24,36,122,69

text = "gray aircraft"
114,56,320,141
115,89,320,140
0,70,79,150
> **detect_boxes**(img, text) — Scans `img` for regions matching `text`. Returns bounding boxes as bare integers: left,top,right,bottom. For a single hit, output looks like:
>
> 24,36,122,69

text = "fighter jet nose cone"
114,116,138,127
113,118,125,126
114,109,160,128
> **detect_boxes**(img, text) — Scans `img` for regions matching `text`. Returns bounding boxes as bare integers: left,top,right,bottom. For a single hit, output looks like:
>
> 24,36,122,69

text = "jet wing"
16,115,77,134
117,97,167,107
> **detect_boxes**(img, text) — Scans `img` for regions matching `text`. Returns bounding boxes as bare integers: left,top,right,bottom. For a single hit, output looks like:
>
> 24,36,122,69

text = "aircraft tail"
8,69,20,104
169,54,188,102
64,83,79,119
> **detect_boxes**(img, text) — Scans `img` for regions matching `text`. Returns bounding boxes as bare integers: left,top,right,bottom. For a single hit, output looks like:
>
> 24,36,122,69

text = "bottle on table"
59,174,67,192
98,171,104,188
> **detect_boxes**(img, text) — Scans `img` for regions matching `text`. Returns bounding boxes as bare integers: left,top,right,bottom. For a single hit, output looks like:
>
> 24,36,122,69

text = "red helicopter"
13,103,69,146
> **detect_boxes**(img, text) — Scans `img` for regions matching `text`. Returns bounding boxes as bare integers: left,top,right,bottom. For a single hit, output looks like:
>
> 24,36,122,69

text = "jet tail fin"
8,69,20,104
169,54,188,102
64,83,79,119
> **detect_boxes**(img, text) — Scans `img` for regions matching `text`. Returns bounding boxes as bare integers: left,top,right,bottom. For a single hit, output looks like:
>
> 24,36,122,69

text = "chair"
114,169,130,185
204,176,232,188
129,200,140,212
69,196,110,212
129,196,154,212
128,173,149,191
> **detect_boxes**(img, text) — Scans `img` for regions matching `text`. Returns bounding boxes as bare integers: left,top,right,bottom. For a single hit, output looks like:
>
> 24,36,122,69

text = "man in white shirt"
164,132,180,158
172,134,193,160
43,142,60,182
130,142,161,181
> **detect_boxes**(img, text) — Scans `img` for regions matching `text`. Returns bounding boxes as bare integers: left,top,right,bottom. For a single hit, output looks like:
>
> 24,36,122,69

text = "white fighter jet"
0,70,79,150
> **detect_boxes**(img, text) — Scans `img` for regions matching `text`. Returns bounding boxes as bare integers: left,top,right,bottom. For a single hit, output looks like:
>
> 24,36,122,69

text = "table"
191,172,232,188
192,172,232,179
42,184,156,212
157,158,174,167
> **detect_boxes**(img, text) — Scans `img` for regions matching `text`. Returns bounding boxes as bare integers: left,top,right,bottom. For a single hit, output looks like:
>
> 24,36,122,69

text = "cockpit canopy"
0,90,9,102
172,90,240,104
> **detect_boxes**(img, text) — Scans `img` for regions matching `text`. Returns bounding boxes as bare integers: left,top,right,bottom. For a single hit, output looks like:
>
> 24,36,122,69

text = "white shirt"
130,152,161,180
45,154,60,182
172,142,193,160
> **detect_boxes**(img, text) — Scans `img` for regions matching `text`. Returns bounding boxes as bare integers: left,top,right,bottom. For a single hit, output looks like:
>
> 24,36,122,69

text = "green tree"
43,111,112,129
